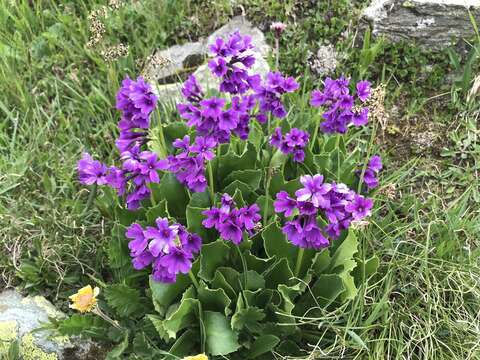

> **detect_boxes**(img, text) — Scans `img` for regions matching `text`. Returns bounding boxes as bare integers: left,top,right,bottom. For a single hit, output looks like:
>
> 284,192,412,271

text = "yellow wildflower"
183,354,208,360
68,285,100,313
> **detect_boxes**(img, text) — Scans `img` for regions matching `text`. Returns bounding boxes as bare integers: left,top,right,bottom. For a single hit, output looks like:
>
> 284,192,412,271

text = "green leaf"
255,195,273,219
263,258,294,289
224,180,254,202
245,270,265,291
224,169,262,189
199,241,230,281
104,284,143,317
147,314,169,341
152,173,188,218
186,205,212,242
347,330,369,351
198,283,232,316
211,269,237,299
311,250,331,275
247,335,280,358
217,143,257,180
329,230,358,273
204,311,240,356
188,191,211,208
163,297,199,340
162,121,189,147
105,332,129,359
168,329,198,358
149,275,190,316
248,121,264,153
146,199,169,223
231,306,265,332
58,314,107,339
294,274,344,315
262,222,296,269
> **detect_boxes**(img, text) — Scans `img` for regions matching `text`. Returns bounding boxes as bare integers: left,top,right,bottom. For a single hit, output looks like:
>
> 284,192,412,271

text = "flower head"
270,22,287,37
69,285,100,313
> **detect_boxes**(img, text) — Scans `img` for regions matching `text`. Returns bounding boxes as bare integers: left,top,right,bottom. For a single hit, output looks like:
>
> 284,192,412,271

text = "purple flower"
181,75,203,101
269,128,309,163
138,151,169,183
368,155,383,172
189,136,216,161
310,77,370,134
274,191,297,217
203,195,261,245
132,250,154,270
356,81,371,102
78,153,109,185
270,22,287,37
202,208,222,228
282,219,309,248
238,204,261,230
159,247,192,275
218,220,243,245
145,218,178,257
200,97,225,118
126,223,148,257
208,57,228,77
152,259,177,283
295,175,332,208
219,109,238,131
345,195,373,220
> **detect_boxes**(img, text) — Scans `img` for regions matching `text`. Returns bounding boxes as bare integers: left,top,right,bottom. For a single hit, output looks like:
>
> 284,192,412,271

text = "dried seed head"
101,43,129,62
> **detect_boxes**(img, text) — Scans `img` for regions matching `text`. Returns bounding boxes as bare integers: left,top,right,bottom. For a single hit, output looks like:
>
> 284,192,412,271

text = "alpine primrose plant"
70,31,383,358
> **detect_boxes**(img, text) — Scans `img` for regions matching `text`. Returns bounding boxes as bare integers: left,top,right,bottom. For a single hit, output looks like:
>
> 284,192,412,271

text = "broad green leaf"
186,205,213,242
311,250,331,275
243,251,276,274
329,230,358,273
262,222,296,269
163,298,199,340
152,173,188,218
198,241,231,281
339,273,358,301
224,169,262,190
104,283,143,317
231,306,265,332
224,180,254,202
188,191,211,208
168,329,198,358
149,275,190,316
204,311,240,355
146,199,169,223
263,258,294,289
115,207,145,226
353,255,380,284
247,335,280,358
248,121,264,153
198,283,232,316
217,143,257,179
147,314,169,341
347,329,369,351
294,274,345,316
211,269,237,299
246,270,265,291
255,195,274,219
162,121,189,147
269,149,287,169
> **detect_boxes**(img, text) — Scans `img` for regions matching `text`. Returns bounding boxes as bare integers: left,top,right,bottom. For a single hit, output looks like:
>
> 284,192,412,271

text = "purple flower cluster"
126,218,202,283
208,31,261,95
310,77,371,134
167,135,217,192
115,77,157,152
254,71,299,120
270,127,309,162
274,174,373,249
361,155,382,190
178,91,256,144
202,194,261,245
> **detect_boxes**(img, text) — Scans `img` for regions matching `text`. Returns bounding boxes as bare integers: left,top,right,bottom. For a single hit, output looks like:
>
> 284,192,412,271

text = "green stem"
82,183,98,216
310,111,320,151
235,245,249,307
263,168,272,226
207,161,215,204
294,248,305,277
336,134,341,180
188,271,200,289
275,38,280,70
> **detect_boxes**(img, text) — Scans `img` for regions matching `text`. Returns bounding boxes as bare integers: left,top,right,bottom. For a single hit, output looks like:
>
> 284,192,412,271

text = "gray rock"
145,16,271,104
0,290,93,359
362,0,480,49
309,45,338,76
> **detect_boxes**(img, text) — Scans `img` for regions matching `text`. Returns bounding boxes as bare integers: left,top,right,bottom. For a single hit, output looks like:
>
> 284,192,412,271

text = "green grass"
1,0,479,358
